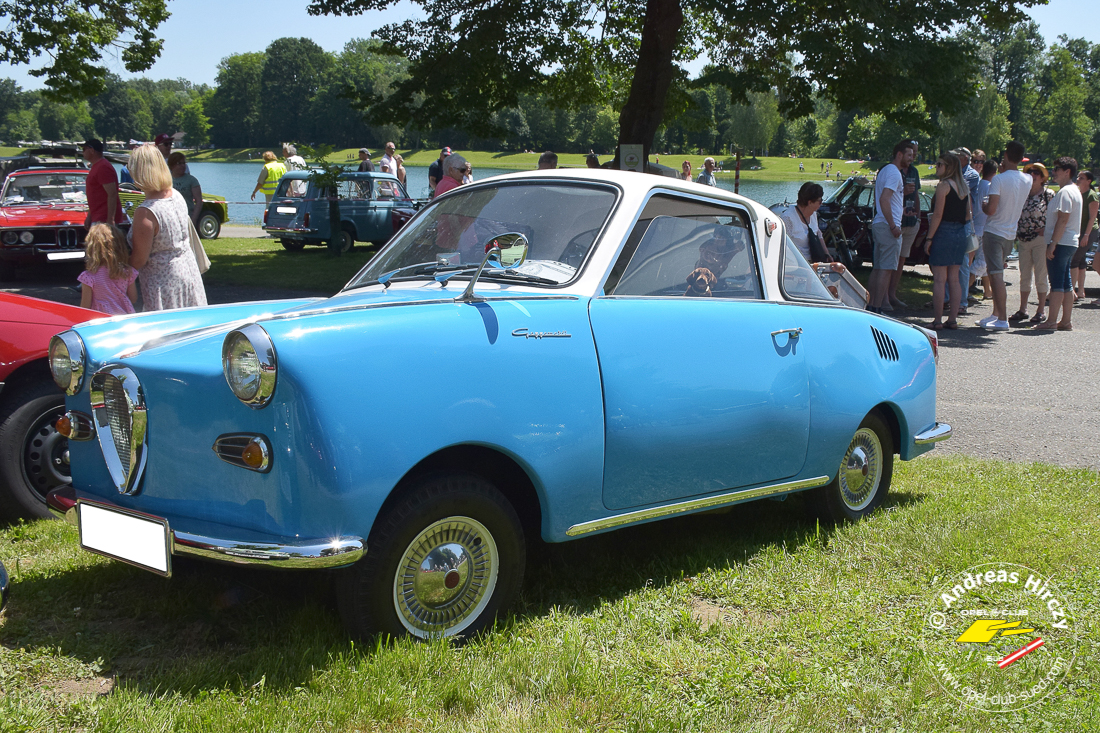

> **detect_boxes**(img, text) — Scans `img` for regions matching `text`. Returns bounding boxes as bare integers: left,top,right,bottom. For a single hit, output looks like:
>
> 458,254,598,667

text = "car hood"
0,203,88,225
71,287,477,361
0,293,99,327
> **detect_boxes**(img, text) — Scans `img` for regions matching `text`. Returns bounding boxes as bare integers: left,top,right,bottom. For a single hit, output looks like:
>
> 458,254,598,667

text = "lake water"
133,162,843,226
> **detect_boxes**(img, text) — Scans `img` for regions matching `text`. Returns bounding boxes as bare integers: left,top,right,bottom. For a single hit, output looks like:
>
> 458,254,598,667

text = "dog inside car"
685,267,717,296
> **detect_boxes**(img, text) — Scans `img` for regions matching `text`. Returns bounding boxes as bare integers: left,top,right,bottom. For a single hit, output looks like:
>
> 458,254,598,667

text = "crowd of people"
863,139,1097,332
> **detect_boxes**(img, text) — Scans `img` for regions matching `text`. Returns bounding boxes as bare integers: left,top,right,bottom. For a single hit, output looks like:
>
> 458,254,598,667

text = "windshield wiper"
479,270,561,286
344,260,478,291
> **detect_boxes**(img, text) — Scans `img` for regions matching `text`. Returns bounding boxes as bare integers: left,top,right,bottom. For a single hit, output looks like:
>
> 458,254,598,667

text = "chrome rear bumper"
47,487,364,571
914,422,952,445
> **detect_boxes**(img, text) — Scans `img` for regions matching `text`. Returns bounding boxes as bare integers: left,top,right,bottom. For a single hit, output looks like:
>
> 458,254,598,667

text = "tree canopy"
307,0,1043,160
0,0,169,99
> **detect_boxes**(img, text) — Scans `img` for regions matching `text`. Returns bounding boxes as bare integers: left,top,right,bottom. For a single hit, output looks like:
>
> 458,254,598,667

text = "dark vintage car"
815,176,933,269
263,171,419,253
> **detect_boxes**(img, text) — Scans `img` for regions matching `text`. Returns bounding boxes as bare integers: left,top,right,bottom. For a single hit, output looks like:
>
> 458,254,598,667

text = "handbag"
966,233,981,254
188,217,211,274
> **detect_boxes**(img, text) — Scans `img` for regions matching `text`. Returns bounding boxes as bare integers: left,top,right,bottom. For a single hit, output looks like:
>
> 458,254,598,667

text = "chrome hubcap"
838,428,881,511
23,405,71,502
394,517,498,638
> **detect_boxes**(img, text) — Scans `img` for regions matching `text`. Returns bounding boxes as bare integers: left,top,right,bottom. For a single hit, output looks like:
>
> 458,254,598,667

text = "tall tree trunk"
615,0,683,169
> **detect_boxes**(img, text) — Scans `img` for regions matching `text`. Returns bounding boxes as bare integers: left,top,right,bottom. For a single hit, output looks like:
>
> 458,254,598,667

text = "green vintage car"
118,183,228,239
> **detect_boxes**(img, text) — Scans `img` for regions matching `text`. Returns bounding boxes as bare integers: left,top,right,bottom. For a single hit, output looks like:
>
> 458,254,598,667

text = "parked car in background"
118,183,229,240
0,293,97,521
813,176,933,269
263,171,418,253
1,167,95,280
47,169,949,641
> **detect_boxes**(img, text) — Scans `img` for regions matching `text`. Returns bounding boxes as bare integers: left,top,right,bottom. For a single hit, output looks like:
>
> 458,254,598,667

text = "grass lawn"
0,456,1096,731
202,236,378,293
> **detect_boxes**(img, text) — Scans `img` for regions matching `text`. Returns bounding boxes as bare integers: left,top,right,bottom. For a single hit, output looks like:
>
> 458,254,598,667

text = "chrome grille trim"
870,325,899,361
90,365,148,495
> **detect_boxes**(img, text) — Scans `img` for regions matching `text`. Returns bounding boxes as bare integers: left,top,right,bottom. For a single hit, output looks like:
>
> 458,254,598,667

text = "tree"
308,0,1042,165
179,92,213,148
37,99,96,141
0,0,169,100
207,53,266,147
725,92,781,157
1034,47,1094,162
261,37,333,145
937,83,1012,158
966,21,1045,140
89,74,153,140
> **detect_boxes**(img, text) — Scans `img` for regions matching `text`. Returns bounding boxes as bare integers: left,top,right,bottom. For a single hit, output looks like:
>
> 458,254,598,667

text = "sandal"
944,321,958,330
1008,311,1028,322
1029,312,1045,323
931,322,944,331
1057,323,1073,331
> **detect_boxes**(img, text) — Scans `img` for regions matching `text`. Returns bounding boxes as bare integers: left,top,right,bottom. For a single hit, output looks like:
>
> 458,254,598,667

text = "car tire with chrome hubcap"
0,380,70,521
197,211,221,240
336,473,525,640
808,411,893,523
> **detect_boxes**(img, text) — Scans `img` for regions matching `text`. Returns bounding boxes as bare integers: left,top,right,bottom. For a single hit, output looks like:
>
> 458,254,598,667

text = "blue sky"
1,0,1097,91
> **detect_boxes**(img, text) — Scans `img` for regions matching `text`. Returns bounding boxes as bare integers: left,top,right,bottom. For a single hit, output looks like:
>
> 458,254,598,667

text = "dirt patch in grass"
47,675,115,697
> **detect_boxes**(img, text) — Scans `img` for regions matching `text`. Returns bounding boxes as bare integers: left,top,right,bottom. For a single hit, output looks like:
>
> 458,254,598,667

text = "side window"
781,235,836,302
375,181,398,200
857,186,875,208
611,215,761,299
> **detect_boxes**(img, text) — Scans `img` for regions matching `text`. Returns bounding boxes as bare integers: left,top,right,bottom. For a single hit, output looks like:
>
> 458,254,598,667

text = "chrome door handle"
771,327,803,338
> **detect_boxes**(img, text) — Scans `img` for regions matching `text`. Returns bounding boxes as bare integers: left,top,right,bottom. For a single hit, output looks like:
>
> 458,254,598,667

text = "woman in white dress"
127,144,207,311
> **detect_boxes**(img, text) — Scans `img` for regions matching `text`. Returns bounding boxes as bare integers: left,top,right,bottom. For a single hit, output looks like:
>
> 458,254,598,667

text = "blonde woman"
923,151,972,330
250,151,286,203
394,154,407,187
127,144,207,311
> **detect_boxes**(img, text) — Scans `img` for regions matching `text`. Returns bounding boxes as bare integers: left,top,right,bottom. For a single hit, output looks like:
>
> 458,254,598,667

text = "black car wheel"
0,379,70,521
280,239,306,252
336,473,525,640
808,411,893,524
197,212,221,240
330,228,354,255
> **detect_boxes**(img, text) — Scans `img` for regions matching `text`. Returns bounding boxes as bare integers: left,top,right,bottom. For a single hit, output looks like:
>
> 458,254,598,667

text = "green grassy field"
0,456,1096,731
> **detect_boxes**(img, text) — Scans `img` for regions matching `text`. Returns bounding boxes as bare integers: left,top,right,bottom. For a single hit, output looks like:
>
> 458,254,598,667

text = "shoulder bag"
188,217,211,274
797,206,831,262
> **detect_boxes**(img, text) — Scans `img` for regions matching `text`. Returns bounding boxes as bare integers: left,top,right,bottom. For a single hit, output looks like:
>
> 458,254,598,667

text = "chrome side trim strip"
914,422,952,444
565,475,830,537
261,295,581,324
172,532,364,569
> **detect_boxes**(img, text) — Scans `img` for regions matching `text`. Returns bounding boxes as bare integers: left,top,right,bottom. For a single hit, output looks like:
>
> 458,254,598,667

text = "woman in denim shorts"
1036,158,1084,331
923,152,972,330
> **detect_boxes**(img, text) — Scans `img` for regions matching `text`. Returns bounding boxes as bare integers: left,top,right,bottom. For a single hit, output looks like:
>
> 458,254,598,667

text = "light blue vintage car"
46,170,950,639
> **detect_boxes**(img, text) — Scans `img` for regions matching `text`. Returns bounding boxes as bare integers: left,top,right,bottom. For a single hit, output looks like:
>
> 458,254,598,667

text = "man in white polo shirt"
979,141,1031,331
868,141,912,312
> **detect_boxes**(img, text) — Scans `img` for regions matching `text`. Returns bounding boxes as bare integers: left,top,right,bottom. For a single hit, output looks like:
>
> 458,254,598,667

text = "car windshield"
347,182,618,288
1,173,88,206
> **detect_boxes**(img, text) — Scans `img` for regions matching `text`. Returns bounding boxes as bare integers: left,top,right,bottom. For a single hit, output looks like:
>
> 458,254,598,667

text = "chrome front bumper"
914,422,952,445
47,487,364,572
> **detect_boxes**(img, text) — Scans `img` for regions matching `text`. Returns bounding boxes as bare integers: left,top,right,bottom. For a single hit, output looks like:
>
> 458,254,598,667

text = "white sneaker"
976,315,996,327
985,319,1009,331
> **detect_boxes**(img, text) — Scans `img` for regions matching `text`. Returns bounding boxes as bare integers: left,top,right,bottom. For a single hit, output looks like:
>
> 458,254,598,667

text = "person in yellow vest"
250,151,287,203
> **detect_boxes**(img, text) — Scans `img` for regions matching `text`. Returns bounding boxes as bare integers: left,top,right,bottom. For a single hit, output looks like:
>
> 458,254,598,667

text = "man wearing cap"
429,147,452,196
357,148,374,172
379,142,396,175
82,139,126,228
155,133,189,175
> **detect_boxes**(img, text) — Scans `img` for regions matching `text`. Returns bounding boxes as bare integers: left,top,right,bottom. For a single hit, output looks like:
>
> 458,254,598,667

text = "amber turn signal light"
55,414,73,438
241,441,266,469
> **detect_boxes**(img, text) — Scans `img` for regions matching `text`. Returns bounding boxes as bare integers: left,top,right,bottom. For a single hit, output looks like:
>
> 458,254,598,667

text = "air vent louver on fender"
870,325,899,361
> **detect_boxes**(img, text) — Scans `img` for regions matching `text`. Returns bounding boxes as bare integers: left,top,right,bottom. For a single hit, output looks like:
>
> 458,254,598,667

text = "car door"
589,200,810,511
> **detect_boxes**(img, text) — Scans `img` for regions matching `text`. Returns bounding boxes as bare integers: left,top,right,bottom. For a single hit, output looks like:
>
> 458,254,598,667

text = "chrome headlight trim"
49,331,86,396
222,324,277,409
90,365,148,496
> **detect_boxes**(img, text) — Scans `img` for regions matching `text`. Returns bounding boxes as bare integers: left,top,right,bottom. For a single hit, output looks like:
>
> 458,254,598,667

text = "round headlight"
49,331,86,395
19,231,34,244
222,324,277,408
1,231,17,245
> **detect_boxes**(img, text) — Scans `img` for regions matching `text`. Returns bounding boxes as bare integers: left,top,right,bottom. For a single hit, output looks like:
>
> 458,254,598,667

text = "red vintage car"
0,167,93,280
0,293,98,521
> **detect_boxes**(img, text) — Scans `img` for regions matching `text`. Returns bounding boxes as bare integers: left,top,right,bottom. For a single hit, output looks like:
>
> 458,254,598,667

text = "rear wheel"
329,227,354,255
336,473,525,640
808,412,893,523
280,238,306,252
197,212,221,240
0,380,70,521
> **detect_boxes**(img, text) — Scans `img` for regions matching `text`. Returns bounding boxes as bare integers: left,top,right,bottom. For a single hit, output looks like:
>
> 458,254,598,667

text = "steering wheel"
560,228,598,269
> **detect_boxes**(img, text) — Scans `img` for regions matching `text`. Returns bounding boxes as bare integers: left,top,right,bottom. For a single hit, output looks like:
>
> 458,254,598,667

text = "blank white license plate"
276,206,297,214
79,502,170,576
47,251,86,261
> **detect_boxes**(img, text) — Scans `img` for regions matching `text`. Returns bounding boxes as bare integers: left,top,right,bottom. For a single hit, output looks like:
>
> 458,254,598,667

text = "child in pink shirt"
79,224,138,315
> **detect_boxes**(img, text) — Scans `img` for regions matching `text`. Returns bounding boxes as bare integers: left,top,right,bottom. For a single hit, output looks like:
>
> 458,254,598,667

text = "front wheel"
0,380,70,521
197,211,221,240
808,412,893,523
336,473,525,640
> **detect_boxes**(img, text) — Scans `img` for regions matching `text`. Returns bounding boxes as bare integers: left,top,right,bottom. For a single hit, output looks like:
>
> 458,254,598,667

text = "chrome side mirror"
483,232,529,268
